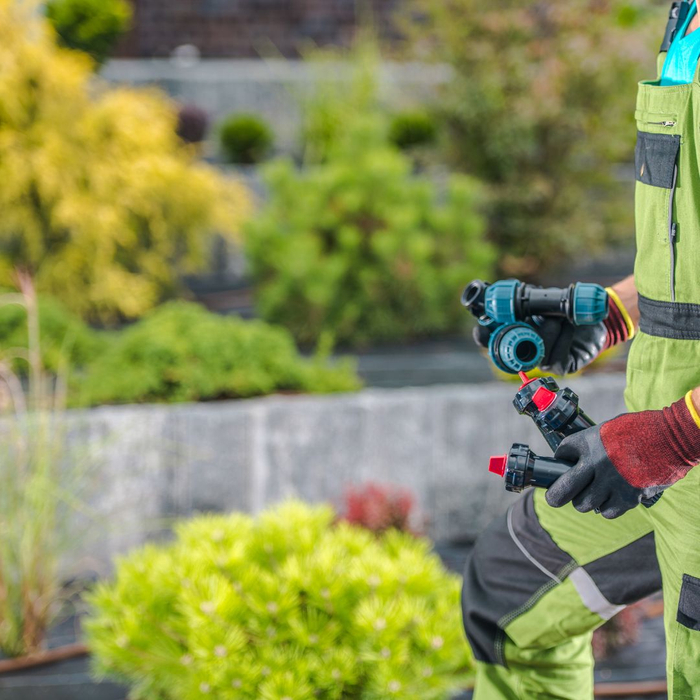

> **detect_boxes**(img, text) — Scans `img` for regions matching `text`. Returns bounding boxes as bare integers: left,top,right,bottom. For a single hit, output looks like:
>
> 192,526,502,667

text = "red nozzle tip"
489,455,507,477
518,371,537,388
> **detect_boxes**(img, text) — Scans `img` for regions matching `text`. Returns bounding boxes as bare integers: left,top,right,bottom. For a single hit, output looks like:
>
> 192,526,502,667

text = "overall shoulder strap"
660,0,695,51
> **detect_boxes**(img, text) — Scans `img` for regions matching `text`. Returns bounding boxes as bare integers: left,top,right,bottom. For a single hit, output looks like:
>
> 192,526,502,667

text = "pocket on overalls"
634,109,678,134
634,130,680,188
634,130,681,300
677,574,700,631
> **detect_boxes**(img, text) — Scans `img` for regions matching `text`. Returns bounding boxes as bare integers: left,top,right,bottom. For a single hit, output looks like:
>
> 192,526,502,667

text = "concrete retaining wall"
66,373,628,576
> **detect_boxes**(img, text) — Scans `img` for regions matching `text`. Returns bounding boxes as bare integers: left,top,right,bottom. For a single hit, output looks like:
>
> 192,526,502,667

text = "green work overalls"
462,20,700,700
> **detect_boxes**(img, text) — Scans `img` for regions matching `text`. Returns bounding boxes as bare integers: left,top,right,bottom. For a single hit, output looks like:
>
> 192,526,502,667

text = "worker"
462,2,700,697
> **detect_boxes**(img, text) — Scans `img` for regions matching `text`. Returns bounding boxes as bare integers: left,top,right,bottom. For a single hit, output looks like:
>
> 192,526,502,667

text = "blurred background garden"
0,0,671,698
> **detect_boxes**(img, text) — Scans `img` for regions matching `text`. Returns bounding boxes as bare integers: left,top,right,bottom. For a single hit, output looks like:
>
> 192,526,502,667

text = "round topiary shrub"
219,113,274,165
86,501,474,699
388,111,438,151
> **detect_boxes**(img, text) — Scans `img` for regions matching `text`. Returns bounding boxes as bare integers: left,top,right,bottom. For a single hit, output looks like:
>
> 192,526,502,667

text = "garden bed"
0,615,126,700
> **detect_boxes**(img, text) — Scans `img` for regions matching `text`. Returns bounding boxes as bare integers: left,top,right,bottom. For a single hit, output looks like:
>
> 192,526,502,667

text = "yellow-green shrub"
0,1,251,322
86,501,474,699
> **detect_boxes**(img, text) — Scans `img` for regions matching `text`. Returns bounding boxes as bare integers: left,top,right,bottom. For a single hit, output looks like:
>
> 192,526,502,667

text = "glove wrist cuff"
602,396,700,489
670,394,700,466
684,390,700,430
603,288,635,350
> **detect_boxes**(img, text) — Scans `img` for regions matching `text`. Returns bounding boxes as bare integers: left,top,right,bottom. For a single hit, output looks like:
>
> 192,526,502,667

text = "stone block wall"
63,374,628,577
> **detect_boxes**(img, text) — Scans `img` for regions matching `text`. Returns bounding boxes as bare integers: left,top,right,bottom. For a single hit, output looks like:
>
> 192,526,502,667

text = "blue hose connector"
483,280,520,324
571,283,609,325
490,323,545,374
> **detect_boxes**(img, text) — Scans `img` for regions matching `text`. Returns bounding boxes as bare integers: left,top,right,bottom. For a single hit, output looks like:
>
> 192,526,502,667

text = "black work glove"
545,425,663,519
536,318,608,375
472,318,607,375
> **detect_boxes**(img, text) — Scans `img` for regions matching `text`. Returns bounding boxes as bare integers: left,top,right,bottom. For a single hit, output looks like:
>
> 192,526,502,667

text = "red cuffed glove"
602,288,634,350
546,392,700,518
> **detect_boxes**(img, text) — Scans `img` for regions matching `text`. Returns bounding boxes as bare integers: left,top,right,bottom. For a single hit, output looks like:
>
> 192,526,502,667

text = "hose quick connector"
571,283,610,325
461,279,609,374
489,323,545,374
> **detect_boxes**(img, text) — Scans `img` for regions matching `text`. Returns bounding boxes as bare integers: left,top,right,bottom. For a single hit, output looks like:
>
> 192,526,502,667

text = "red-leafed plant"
341,481,417,535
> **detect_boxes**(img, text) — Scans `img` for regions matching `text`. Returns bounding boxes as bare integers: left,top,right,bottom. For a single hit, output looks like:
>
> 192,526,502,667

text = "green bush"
402,0,659,275
0,294,104,373
245,115,493,347
219,114,274,165
299,42,379,165
86,501,474,699
45,0,132,66
389,111,438,151
74,301,360,406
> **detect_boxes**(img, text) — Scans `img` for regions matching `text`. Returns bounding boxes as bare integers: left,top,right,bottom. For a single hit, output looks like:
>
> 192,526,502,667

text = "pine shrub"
86,501,474,699
245,116,493,347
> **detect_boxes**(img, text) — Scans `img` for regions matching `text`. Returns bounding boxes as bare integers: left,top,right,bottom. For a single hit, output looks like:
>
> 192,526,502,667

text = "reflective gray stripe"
506,505,562,585
569,566,626,620
639,294,700,340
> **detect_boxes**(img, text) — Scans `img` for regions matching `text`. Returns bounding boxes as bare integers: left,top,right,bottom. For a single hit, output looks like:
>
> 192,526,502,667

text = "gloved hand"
472,286,633,375
546,393,700,518
536,319,607,375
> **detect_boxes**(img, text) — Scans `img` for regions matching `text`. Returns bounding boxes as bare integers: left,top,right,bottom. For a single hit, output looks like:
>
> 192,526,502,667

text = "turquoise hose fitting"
462,279,609,374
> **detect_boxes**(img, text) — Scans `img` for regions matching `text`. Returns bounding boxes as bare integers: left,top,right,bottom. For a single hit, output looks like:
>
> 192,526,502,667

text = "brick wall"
116,0,403,59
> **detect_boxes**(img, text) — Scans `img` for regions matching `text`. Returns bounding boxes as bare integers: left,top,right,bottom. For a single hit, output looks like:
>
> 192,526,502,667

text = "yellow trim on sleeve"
605,287,636,340
685,391,700,430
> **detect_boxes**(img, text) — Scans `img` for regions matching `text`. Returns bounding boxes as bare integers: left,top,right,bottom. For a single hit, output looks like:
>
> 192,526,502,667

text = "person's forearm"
609,274,639,330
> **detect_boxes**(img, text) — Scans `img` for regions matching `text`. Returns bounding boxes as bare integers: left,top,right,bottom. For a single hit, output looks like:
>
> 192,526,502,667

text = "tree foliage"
403,0,659,275
46,0,132,66
246,50,494,347
0,1,251,322
86,501,473,699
